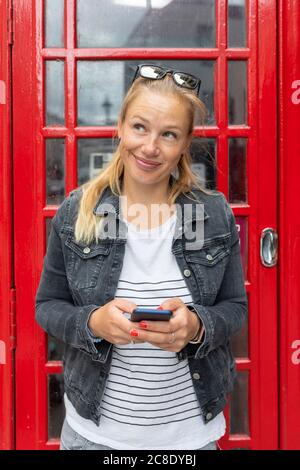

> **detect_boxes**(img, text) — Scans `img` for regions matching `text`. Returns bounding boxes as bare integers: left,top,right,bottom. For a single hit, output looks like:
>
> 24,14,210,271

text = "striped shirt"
64,212,225,449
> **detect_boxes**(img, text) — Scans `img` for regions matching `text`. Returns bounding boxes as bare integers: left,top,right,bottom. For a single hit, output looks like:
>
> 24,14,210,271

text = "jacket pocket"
65,234,112,289
184,233,230,303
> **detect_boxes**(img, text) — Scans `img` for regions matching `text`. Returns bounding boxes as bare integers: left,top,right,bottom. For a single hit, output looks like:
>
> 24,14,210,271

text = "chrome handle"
260,228,278,267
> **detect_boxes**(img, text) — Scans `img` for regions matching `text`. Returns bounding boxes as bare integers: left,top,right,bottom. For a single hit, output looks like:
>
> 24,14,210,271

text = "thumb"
160,297,182,312
114,298,137,314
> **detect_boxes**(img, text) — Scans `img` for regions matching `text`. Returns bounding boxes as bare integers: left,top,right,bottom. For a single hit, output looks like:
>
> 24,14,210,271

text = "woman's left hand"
129,297,201,352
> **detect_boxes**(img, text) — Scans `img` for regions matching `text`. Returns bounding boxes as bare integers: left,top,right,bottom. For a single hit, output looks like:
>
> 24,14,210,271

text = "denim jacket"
35,185,247,426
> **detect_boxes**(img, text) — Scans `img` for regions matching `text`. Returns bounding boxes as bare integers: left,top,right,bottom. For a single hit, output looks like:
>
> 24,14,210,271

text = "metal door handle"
260,228,278,267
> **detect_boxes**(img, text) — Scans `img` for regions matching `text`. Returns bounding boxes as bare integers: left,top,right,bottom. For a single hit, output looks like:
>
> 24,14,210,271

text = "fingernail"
157,306,163,310
130,329,139,337
139,322,148,329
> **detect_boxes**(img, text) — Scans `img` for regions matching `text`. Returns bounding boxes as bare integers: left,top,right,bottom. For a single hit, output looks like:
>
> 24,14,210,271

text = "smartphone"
131,307,172,322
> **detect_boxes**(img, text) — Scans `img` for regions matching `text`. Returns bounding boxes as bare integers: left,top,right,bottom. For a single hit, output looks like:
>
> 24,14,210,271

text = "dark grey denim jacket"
35,185,247,426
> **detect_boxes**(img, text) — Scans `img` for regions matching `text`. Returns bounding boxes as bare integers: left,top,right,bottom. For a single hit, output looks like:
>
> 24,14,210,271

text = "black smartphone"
131,307,172,322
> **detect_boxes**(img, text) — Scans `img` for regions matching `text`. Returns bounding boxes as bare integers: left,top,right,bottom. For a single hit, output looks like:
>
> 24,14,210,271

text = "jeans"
60,419,217,451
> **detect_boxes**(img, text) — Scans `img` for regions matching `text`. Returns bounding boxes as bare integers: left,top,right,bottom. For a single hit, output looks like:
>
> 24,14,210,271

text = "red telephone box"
0,0,299,450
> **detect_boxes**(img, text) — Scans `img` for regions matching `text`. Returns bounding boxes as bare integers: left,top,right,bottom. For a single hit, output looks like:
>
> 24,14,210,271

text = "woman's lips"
132,154,162,170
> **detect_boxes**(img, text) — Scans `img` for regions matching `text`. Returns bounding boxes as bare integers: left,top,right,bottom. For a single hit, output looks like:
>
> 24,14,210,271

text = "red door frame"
12,0,279,450
279,0,300,450
0,0,14,451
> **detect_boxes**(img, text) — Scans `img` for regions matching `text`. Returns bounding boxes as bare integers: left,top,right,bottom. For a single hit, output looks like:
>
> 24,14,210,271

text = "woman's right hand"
87,299,143,344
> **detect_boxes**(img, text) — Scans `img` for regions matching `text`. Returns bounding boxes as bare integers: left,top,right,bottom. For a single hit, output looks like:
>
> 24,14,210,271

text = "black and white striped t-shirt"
64,212,225,449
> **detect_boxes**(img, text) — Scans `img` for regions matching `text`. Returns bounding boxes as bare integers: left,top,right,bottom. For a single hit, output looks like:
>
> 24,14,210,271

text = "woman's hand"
88,299,144,345
128,297,202,352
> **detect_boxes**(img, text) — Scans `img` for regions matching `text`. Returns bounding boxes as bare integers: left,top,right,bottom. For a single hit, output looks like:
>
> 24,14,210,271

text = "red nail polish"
139,322,148,329
130,329,139,337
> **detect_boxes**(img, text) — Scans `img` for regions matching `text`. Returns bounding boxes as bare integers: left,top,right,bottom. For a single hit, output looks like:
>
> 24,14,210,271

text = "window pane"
190,138,216,190
230,294,248,358
228,0,246,48
229,138,247,203
46,61,65,126
45,0,64,48
77,60,215,126
230,371,249,435
77,0,215,48
77,139,115,186
46,139,65,205
228,61,247,125
48,374,65,439
48,335,65,361
235,216,248,279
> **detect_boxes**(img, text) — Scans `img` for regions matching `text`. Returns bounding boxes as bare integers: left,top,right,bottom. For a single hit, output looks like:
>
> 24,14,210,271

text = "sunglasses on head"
131,64,201,95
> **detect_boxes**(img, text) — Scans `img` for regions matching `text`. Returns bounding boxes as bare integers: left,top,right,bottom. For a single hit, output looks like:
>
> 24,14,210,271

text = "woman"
35,64,247,450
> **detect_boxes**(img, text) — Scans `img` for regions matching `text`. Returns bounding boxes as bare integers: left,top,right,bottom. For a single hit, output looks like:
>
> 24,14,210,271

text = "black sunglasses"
131,64,201,95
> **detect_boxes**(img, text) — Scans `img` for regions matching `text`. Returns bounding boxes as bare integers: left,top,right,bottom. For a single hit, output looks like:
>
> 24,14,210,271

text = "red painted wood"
278,0,300,450
13,0,279,450
0,0,14,451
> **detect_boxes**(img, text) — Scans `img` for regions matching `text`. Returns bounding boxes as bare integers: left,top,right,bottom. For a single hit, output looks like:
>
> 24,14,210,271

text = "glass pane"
48,335,65,361
235,216,248,279
46,218,52,247
45,0,64,48
77,60,215,126
46,139,65,205
228,0,246,48
229,138,247,203
48,374,65,439
230,294,248,358
77,0,215,48
77,139,115,186
46,61,65,126
230,371,249,435
228,61,247,125
190,138,216,190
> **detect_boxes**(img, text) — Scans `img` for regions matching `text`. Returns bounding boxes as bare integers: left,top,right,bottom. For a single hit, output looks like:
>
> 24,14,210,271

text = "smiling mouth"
132,154,162,169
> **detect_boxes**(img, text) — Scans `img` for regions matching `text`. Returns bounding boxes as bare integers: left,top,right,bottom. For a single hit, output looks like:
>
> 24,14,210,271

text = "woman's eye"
164,131,177,139
133,123,145,131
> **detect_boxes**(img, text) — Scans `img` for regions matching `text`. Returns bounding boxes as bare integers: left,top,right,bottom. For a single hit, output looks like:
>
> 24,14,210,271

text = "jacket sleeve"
185,194,248,359
35,195,103,360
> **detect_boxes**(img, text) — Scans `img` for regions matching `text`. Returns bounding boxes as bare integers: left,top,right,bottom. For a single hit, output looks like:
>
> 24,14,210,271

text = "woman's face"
118,90,192,189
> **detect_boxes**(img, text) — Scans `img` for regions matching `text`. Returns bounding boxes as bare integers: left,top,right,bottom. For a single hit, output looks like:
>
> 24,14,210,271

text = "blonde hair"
75,73,213,244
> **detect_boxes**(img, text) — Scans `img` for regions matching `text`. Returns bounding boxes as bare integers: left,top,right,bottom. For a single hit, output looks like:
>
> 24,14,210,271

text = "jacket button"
206,412,213,421
206,254,213,261
183,269,191,277
83,247,91,254
192,372,201,380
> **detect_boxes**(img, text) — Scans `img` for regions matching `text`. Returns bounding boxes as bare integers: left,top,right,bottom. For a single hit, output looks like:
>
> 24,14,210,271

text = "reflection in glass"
48,335,65,361
228,61,247,125
230,294,248,358
46,139,65,205
190,138,216,190
48,374,65,439
45,0,64,48
77,0,215,48
229,138,247,203
46,61,65,126
230,371,249,435
77,139,115,186
235,216,248,279
77,60,215,126
228,0,246,47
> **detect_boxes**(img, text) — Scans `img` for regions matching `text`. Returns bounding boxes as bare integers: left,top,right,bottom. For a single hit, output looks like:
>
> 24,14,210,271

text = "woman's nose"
141,135,160,156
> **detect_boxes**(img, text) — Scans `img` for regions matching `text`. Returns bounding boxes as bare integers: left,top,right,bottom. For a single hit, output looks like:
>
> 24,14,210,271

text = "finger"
129,329,174,345
160,297,184,312
131,320,173,334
